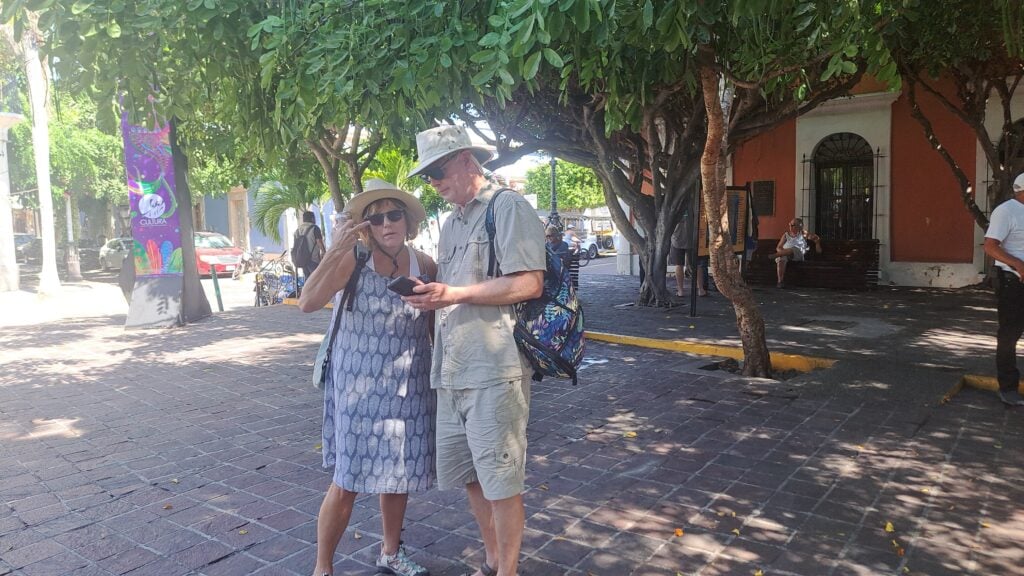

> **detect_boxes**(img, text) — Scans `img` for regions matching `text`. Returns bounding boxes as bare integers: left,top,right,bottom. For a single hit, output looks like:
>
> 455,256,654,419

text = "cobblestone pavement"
1,276,1022,575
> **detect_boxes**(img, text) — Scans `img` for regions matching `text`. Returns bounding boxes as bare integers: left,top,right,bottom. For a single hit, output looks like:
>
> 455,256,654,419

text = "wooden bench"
743,238,880,290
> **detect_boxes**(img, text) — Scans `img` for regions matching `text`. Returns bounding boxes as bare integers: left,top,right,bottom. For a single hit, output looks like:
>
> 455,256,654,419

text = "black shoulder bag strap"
320,244,371,374
485,188,513,278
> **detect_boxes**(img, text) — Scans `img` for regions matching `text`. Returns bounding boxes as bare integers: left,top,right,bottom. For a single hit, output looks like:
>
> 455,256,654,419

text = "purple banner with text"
122,116,183,277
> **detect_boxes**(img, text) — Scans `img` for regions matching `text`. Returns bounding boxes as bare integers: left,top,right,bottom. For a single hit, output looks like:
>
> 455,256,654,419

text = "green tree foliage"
47,96,124,201
1,1,268,131
524,160,603,211
7,93,124,244
364,146,421,197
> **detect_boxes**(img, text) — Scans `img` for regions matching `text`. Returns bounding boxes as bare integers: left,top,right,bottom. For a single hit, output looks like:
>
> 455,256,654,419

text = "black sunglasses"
366,209,405,226
418,153,458,183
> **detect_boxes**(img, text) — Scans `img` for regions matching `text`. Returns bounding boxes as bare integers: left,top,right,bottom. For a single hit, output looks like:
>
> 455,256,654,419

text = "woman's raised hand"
330,211,370,254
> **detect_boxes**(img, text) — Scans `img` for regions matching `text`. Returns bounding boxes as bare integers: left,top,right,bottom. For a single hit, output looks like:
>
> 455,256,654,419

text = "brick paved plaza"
1,277,1022,575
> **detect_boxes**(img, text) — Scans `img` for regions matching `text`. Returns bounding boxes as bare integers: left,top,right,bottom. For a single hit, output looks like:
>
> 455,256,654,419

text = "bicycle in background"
254,251,298,307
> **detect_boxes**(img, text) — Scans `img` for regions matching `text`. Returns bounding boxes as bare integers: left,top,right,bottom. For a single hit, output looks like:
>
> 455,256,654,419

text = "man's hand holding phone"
387,275,431,297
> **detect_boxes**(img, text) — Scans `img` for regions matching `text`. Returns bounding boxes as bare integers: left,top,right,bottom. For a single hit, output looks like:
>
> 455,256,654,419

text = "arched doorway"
813,132,875,240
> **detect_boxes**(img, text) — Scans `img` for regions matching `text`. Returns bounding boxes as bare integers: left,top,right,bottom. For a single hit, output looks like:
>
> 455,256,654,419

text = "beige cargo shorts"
435,377,530,501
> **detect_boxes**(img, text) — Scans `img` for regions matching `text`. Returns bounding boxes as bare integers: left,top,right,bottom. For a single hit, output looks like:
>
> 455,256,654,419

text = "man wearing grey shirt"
405,125,545,576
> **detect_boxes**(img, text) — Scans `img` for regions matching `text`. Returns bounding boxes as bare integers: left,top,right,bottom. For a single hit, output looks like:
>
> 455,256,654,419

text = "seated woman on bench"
771,218,821,288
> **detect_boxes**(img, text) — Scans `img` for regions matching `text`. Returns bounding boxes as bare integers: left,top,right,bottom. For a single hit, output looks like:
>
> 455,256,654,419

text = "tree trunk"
637,239,673,306
169,118,212,324
699,62,771,378
23,31,60,296
324,162,345,210
307,138,346,210
342,157,364,201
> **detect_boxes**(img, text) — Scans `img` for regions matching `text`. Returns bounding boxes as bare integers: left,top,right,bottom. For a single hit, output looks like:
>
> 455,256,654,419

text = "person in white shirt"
983,172,1024,406
770,218,821,289
563,226,581,254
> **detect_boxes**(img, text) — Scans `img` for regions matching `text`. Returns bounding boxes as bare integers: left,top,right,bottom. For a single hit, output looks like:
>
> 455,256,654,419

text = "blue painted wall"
203,196,229,235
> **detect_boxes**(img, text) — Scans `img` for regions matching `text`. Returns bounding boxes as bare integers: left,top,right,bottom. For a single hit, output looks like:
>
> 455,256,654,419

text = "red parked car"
194,231,243,277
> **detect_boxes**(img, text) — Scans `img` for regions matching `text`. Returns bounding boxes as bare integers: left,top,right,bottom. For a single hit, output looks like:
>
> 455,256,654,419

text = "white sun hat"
343,179,427,227
408,124,496,177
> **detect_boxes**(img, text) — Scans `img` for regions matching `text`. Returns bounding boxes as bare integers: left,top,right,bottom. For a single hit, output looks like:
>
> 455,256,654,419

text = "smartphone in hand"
387,276,421,297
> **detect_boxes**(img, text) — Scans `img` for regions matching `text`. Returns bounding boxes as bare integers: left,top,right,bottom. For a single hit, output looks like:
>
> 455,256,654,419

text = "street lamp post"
547,156,561,230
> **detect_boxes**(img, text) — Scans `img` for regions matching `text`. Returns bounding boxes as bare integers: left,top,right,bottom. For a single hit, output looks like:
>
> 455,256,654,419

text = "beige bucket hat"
408,124,496,177
343,179,427,227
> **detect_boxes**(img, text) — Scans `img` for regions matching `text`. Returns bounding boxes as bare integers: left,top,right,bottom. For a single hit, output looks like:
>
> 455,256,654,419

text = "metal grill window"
812,133,876,241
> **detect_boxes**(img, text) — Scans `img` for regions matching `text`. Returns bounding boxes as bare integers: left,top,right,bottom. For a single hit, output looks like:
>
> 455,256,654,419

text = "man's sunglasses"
418,153,458,183
366,209,405,226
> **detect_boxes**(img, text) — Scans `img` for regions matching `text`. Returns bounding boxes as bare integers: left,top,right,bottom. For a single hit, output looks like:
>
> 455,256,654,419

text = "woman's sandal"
462,561,497,576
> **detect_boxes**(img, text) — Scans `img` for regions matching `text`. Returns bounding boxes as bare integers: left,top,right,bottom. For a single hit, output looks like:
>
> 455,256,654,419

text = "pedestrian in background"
545,225,570,268
983,173,1024,406
671,214,708,297
292,210,327,278
299,180,437,576
405,125,545,576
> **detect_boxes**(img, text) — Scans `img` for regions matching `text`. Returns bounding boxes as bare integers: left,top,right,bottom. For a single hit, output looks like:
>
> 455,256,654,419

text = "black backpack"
291,223,316,267
486,189,586,385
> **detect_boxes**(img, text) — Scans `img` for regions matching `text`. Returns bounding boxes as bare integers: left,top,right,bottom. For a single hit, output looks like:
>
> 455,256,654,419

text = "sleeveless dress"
322,246,436,493
781,232,809,261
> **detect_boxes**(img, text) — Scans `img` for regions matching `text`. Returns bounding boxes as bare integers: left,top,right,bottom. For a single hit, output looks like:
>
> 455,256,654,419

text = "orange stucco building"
729,78,1021,287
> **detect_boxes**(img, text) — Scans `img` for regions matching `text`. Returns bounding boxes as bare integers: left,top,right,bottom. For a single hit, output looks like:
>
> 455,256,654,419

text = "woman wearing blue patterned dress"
299,180,437,576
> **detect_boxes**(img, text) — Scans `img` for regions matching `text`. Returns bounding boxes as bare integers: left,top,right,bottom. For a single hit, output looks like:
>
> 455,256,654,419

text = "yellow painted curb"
283,298,333,309
959,374,1024,393
585,331,834,373
961,374,998,391
941,375,1024,404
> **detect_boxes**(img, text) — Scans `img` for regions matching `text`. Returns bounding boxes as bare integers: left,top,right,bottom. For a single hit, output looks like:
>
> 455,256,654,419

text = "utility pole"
0,112,25,292
547,156,561,230
64,192,81,281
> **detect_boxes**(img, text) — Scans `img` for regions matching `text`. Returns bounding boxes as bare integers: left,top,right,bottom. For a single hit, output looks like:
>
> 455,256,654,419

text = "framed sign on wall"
697,185,750,258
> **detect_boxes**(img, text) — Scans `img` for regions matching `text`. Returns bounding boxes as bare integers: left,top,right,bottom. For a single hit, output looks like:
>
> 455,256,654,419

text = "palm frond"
252,181,303,244
364,146,421,192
